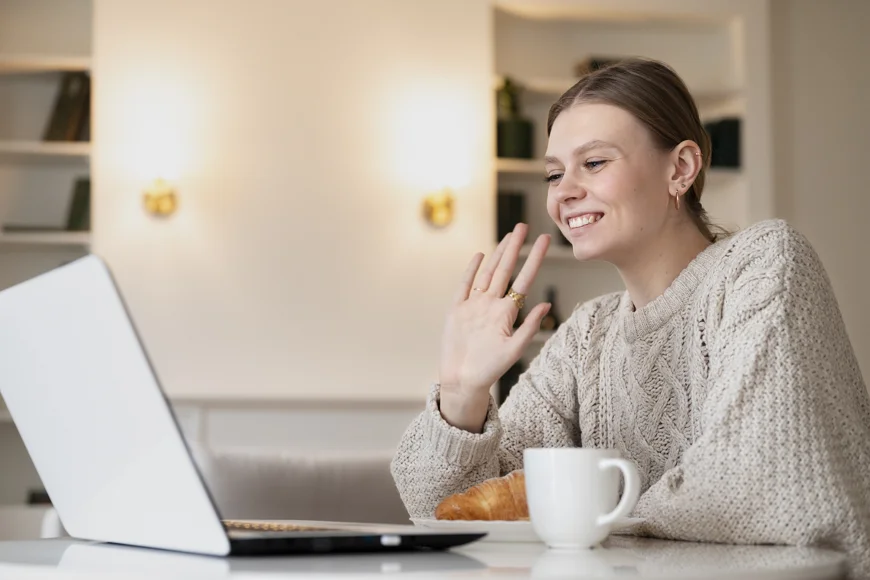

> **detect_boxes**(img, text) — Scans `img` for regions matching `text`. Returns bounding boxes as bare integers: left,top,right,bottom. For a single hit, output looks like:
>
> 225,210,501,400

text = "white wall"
91,0,494,402
771,0,870,378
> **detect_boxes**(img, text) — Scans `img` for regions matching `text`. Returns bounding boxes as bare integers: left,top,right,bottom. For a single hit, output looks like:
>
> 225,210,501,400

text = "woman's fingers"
452,225,547,310
508,233,550,297
473,232,512,293
489,223,528,298
452,252,485,306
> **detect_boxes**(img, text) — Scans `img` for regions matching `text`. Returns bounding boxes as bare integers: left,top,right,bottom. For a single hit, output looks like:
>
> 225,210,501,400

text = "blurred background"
0,0,867,538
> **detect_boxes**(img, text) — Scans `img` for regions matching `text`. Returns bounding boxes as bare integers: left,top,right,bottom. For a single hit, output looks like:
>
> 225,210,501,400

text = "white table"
0,536,847,579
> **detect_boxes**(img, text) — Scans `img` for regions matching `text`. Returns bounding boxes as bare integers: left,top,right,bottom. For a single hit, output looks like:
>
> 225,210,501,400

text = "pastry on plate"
434,470,528,521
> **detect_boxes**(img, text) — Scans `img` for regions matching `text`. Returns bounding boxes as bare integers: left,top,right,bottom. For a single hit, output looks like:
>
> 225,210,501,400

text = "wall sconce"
422,188,455,228
143,178,178,217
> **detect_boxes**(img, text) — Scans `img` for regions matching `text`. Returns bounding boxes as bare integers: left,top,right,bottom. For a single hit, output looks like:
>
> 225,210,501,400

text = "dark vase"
496,76,534,159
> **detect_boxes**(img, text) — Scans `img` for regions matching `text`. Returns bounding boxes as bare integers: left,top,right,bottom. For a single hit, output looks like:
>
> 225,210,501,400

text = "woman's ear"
668,140,703,193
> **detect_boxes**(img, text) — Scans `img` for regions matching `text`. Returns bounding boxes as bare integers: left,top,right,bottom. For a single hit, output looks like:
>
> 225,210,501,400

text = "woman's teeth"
568,214,602,229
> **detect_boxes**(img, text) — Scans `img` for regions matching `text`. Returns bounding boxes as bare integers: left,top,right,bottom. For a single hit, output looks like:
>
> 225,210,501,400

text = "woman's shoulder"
711,218,830,297
723,218,811,251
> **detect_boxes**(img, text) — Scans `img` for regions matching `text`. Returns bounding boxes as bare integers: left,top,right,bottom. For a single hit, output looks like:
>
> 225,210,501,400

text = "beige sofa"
194,446,410,524
31,445,410,540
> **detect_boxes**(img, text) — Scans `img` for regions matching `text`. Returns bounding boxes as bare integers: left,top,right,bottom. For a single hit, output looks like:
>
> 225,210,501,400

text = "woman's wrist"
438,383,491,434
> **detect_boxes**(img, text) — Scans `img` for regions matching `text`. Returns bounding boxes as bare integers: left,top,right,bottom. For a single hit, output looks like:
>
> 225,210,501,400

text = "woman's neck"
616,222,712,311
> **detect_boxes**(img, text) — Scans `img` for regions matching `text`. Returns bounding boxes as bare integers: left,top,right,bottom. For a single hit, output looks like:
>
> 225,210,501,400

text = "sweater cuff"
421,383,502,467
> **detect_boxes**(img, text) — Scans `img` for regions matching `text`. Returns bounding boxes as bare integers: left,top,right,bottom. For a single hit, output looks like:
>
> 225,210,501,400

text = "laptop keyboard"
223,520,337,533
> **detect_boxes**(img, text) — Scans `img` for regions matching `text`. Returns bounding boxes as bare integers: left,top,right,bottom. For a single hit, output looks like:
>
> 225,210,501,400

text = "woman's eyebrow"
545,140,621,165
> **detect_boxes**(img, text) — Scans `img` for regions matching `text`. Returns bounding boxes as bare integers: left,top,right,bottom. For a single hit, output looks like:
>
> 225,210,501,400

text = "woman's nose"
553,174,586,204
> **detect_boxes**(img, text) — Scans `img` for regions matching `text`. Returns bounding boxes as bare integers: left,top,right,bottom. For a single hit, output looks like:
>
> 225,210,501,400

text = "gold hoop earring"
674,194,681,211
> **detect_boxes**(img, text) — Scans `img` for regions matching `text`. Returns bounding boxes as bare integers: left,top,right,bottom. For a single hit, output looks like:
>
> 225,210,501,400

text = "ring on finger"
507,288,526,310
472,287,486,293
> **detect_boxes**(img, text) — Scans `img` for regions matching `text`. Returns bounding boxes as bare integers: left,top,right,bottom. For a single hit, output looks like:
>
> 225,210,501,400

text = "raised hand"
438,223,552,433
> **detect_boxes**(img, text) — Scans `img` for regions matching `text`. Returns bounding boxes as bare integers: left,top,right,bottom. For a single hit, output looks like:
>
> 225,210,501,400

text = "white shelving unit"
0,1,93,297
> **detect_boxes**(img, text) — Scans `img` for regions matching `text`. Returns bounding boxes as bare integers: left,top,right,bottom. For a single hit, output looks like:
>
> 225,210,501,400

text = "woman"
390,58,870,576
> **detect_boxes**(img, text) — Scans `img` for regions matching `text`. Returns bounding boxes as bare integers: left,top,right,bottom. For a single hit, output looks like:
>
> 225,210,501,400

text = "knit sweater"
391,219,870,578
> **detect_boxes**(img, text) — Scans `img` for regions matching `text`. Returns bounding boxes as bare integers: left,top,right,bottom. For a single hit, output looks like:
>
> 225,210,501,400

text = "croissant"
435,470,528,521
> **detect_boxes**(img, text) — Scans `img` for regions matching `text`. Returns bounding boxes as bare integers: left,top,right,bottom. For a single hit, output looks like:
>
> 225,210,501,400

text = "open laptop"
0,254,485,556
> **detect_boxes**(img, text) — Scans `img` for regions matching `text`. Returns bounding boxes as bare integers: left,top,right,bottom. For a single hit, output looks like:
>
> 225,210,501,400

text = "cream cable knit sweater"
391,219,870,578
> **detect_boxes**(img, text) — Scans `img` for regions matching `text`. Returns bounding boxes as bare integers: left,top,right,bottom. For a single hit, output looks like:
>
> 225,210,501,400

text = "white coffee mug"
524,447,641,550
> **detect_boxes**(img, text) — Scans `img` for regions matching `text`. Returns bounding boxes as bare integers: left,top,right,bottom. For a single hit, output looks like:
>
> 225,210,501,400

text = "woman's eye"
584,160,607,171
544,173,563,183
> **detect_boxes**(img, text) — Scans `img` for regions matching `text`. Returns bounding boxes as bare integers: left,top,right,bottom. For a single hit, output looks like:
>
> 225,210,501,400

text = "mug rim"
523,447,623,455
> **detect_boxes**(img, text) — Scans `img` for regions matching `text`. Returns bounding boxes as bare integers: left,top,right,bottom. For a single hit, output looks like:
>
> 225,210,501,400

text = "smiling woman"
391,57,870,579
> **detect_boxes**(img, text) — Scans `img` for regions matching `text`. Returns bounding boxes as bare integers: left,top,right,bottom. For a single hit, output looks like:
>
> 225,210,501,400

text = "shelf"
0,141,90,163
0,55,91,75
497,158,544,176
494,74,742,107
494,74,575,98
0,231,90,247
495,3,730,24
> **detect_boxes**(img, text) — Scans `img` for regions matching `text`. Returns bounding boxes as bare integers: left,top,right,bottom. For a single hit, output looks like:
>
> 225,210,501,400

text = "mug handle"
595,458,641,527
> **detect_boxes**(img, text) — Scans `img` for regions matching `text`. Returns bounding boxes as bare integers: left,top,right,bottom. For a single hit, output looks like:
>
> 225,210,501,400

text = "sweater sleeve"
633,225,870,578
389,297,612,519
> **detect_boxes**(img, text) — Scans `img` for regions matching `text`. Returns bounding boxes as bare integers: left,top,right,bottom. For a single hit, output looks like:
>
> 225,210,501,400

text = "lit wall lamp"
422,188,455,228
143,178,178,217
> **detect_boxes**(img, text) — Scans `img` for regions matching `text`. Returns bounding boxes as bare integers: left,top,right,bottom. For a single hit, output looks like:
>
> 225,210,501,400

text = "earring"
674,194,681,211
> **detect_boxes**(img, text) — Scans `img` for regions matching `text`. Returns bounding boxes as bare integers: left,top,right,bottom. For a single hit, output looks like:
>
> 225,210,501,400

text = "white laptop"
0,254,484,556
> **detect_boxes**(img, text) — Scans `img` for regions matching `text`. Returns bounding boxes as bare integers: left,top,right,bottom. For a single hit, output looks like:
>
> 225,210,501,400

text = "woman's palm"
438,224,552,397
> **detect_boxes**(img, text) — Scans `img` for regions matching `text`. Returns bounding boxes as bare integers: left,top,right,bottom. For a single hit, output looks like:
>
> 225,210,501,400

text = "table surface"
0,536,847,579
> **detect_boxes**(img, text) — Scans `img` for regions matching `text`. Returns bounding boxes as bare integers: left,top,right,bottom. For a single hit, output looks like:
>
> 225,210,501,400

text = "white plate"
410,517,645,543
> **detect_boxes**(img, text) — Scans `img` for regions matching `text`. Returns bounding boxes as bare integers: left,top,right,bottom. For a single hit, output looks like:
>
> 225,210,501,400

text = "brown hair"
547,57,724,242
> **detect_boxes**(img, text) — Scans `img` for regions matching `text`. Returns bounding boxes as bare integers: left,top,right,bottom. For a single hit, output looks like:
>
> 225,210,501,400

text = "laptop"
0,254,485,556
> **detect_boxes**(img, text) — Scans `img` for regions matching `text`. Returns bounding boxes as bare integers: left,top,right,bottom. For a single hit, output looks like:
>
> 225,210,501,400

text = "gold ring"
472,287,485,292
507,288,526,310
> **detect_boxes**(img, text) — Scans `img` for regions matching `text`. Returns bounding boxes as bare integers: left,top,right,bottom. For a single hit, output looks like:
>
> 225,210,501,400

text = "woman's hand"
438,223,552,433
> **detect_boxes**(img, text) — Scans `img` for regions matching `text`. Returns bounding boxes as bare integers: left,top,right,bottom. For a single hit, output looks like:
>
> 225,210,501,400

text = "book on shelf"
43,72,91,142
65,177,91,231
1,176,91,235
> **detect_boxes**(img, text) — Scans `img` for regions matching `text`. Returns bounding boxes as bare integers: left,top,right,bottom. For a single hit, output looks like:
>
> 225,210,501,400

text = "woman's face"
545,102,674,264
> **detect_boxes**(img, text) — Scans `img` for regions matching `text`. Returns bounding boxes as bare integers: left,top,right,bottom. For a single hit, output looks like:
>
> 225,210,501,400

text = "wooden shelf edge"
497,157,544,175
494,74,743,104
0,141,91,157
0,232,91,246
0,55,91,74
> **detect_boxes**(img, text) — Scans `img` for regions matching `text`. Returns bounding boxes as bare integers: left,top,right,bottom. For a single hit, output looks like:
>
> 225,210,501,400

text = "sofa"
31,445,410,540
193,446,410,524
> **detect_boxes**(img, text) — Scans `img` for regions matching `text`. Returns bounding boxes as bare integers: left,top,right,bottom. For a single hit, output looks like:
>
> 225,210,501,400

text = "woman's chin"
567,242,608,263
